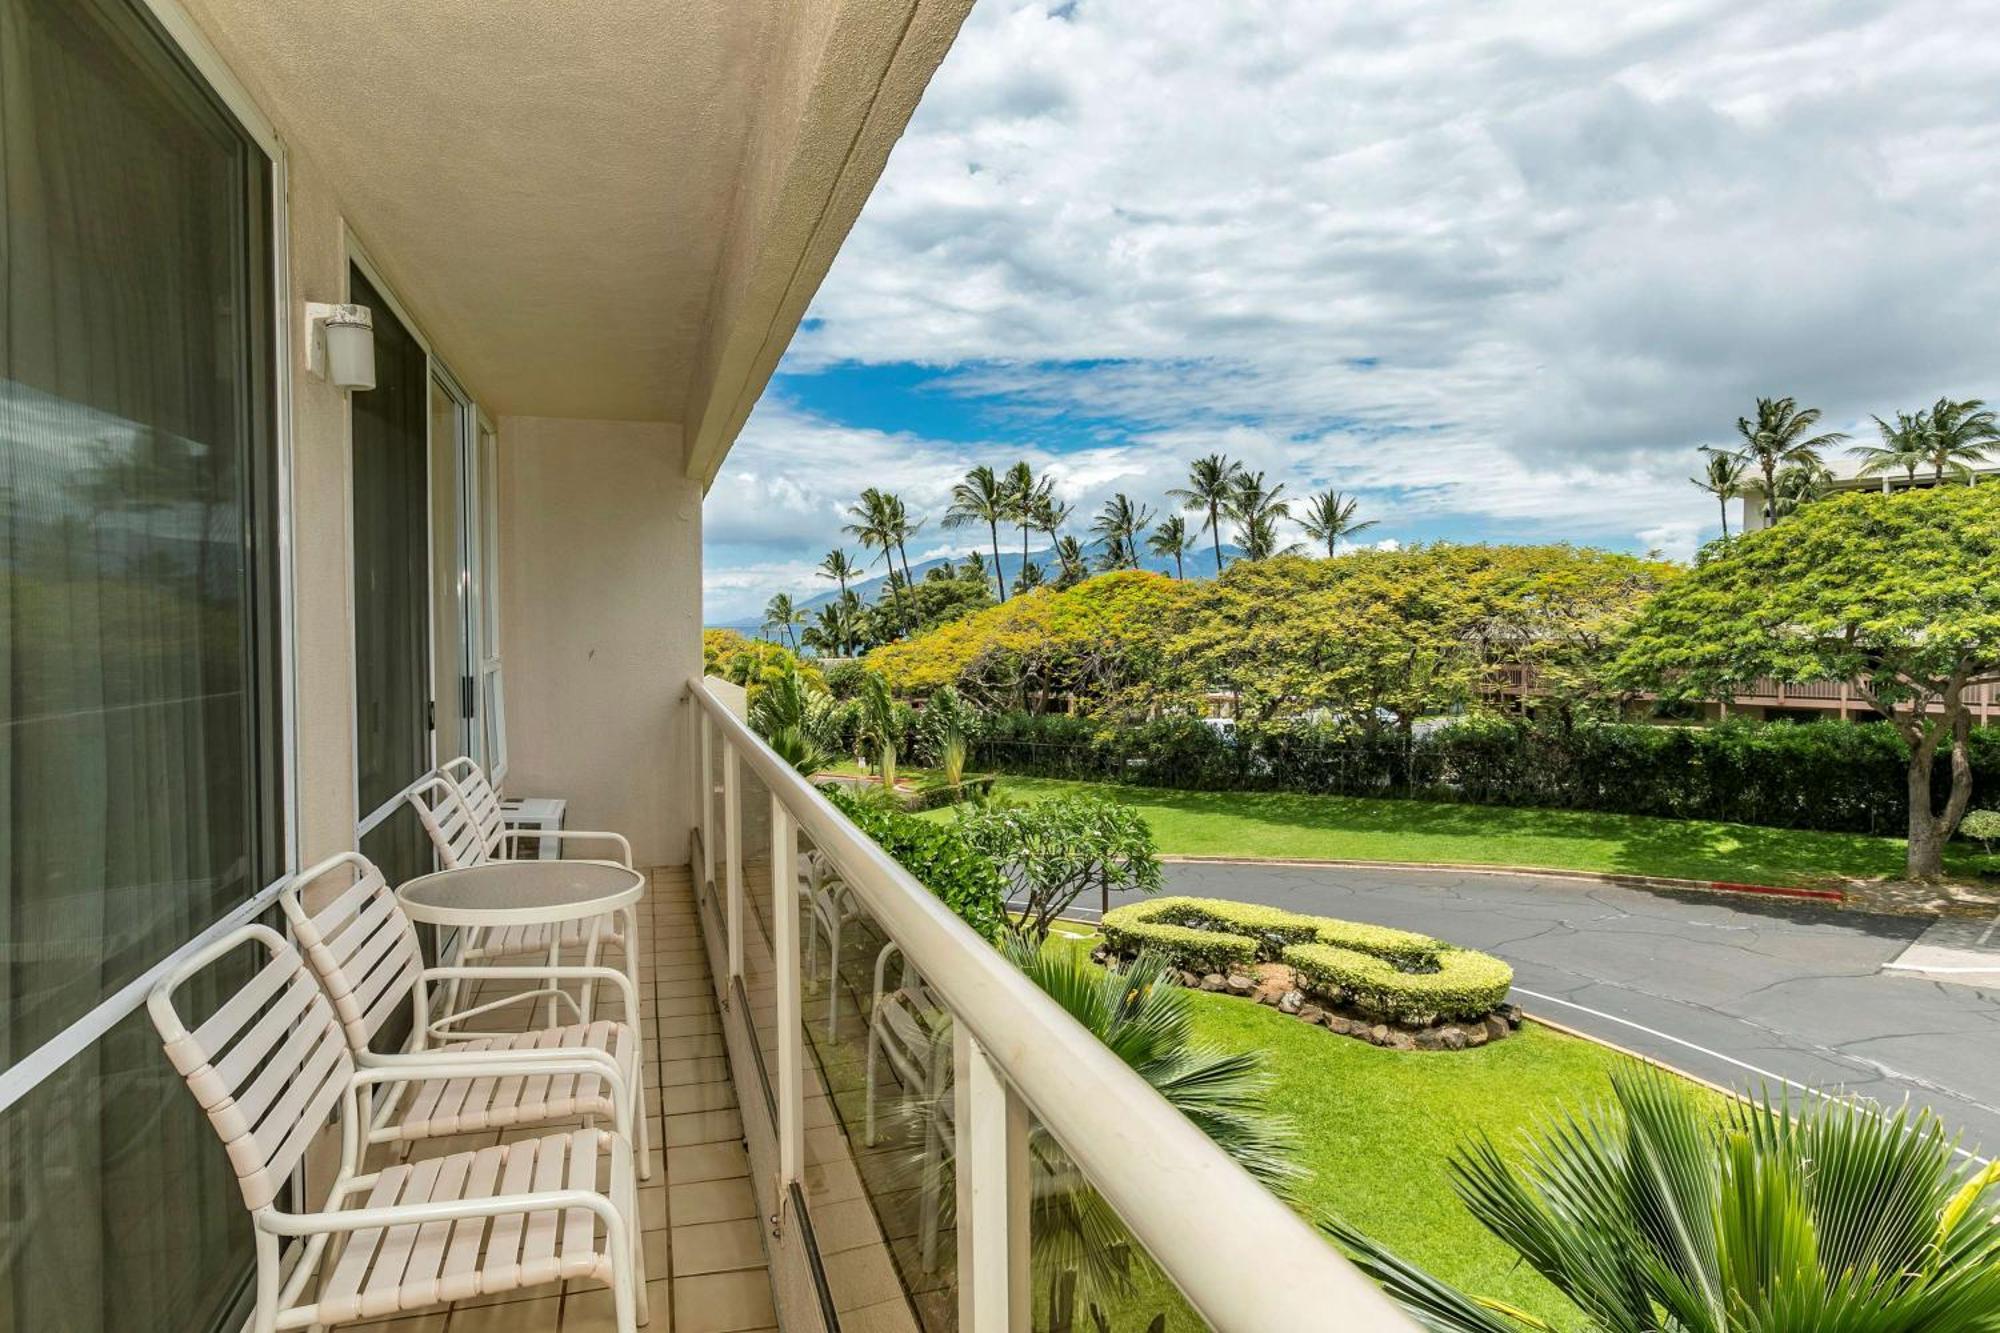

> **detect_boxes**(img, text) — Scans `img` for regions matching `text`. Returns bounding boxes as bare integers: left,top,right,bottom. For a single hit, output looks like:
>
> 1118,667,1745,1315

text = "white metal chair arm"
420,964,637,1019
259,1188,625,1239
352,1061,631,1128
364,1043,625,1081
498,826,634,868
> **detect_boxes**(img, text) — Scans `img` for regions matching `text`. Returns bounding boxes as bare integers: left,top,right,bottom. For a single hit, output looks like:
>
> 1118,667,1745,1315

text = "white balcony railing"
688,677,1414,1333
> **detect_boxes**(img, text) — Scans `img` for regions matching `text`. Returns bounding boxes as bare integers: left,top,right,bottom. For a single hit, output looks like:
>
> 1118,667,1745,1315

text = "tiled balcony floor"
348,866,777,1333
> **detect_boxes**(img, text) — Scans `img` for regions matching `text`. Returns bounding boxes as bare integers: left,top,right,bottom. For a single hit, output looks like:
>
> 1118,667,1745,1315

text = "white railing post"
958,1026,1030,1332
723,740,743,983
770,794,803,1185
698,712,715,891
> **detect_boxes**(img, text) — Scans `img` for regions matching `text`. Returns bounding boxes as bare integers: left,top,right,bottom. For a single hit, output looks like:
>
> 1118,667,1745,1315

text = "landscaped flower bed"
1098,895,1517,1049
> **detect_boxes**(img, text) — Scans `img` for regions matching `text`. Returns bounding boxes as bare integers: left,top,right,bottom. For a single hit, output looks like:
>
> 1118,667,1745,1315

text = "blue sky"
703,0,2000,624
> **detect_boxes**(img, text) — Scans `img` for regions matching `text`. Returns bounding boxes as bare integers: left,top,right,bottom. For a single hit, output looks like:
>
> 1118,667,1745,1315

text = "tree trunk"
1210,505,1224,574
989,521,1006,600
1906,734,1948,880
1718,495,1729,538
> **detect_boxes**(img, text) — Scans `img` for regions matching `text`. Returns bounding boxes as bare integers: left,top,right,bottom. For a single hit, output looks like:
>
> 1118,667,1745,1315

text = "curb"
1156,854,1847,904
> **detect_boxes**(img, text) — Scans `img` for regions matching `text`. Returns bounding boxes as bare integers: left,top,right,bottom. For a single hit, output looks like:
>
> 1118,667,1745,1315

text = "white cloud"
708,0,2000,617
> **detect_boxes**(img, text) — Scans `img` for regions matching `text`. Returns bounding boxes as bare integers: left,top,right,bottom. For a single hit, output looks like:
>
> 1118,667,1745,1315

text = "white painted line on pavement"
1514,985,1990,1164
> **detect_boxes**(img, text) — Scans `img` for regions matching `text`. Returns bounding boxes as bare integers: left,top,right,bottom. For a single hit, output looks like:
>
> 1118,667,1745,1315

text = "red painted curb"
1706,879,1844,902
1157,854,1848,905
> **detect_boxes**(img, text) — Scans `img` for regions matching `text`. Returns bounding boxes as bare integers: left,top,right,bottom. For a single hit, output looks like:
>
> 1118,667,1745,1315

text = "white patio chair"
799,846,865,1039
279,851,652,1178
408,764,637,1022
861,939,955,1270
147,923,649,1332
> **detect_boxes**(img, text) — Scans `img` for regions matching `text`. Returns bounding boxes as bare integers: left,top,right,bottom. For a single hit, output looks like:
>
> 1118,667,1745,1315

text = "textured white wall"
497,417,703,866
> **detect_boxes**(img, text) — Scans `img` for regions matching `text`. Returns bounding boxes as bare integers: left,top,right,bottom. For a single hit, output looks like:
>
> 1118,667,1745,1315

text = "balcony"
683,679,1415,1331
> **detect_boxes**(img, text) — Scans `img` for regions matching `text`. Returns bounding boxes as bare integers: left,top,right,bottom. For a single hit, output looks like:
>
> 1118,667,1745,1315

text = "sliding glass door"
0,0,283,1326
350,264,432,890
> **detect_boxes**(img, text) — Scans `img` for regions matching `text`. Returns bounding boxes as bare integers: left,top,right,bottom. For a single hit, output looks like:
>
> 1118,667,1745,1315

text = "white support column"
698,713,715,890
770,795,803,1185
958,1026,1030,1333
723,740,743,984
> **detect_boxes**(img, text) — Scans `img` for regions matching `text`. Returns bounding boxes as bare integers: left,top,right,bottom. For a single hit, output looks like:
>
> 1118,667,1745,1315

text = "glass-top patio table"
397,860,646,1024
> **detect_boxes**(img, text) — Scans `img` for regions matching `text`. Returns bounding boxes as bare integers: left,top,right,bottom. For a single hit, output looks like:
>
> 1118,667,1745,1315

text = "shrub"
823,660,869,700
822,785,1007,939
1961,808,2000,853
956,797,1162,941
1283,942,1513,1025
972,712,2000,838
1100,895,1512,1024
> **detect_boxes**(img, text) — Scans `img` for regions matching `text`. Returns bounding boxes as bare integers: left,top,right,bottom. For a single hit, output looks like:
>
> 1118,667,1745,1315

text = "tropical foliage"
957,796,1163,941
1616,485,2000,879
865,569,1193,709
1328,1065,2000,1333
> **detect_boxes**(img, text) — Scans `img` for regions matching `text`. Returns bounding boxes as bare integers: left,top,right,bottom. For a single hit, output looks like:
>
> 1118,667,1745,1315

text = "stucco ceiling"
183,1,784,422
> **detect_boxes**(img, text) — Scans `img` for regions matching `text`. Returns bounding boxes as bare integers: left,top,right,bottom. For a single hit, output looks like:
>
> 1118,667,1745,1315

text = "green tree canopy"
1614,485,2000,879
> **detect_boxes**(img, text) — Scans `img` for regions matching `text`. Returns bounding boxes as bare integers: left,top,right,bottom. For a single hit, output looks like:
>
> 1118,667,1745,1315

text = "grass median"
977,775,1987,887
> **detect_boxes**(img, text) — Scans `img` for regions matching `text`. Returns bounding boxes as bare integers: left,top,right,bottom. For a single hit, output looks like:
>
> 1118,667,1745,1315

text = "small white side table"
499,796,567,859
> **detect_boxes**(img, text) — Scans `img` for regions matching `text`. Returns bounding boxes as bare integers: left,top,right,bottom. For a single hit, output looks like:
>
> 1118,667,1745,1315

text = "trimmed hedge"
1100,896,1512,1025
821,786,1007,939
974,713,2000,837
1283,943,1513,1026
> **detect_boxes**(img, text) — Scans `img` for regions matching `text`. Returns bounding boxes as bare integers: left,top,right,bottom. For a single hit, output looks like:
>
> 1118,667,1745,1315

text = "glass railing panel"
796,831,961,1331
1027,1107,1216,1333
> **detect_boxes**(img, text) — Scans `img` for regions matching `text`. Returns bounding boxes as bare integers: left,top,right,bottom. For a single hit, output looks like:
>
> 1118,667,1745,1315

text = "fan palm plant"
1001,940,1299,1322
944,465,1012,600
1146,513,1198,578
1299,490,1376,557
1851,412,1929,488
1091,494,1153,570
1733,397,1847,525
1327,1065,2000,1333
1769,459,1833,520
1922,396,1999,483
1168,453,1243,576
1690,449,1747,538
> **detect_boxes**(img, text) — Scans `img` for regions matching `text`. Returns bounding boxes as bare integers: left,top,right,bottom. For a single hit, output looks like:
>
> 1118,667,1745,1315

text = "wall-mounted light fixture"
303,301,377,391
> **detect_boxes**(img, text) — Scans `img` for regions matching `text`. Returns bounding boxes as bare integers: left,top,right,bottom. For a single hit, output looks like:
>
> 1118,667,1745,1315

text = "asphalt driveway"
1074,861,2000,1155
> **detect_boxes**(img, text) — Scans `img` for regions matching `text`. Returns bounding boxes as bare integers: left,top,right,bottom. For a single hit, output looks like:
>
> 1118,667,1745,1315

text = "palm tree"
1051,535,1087,587
1000,940,1298,1324
803,598,857,657
1328,1065,2000,1333
1852,411,1929,488
816,548,861,602
1003,461,1046,590
761,593,802,650
962,549,989,587
1146,513,1197,578
1691,447,1747,537
1734,396,1847,524
844,489,907,633
1227,471,1291,559
884,492,922,589
1015,561,1045,592
1168,453,1242,576
1922,396,2000,482
1298,490,1376,557
1090,494,1153,570
858,670,899,789
1770,458,1833,520
746,660,827,774
943,465,1011,600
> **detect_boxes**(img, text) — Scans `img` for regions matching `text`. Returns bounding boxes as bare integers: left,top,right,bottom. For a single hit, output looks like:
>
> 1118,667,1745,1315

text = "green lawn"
1043,926,1656,1330
981,775,1991,887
